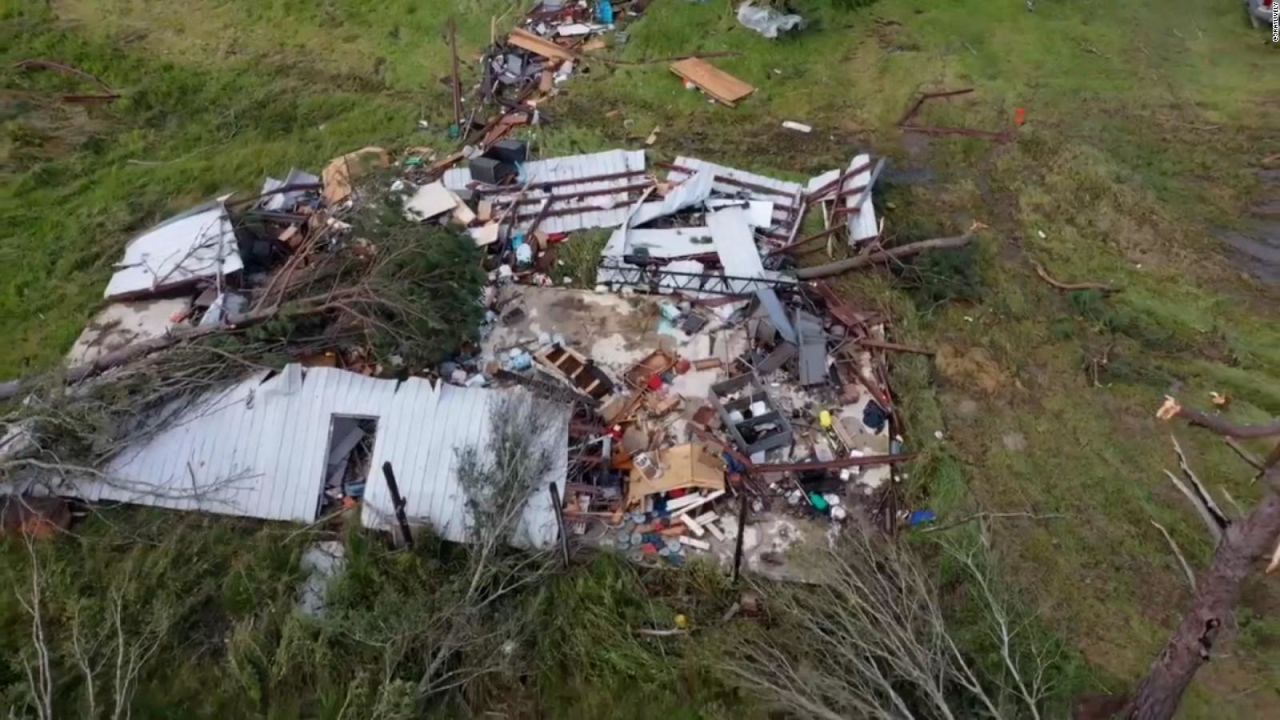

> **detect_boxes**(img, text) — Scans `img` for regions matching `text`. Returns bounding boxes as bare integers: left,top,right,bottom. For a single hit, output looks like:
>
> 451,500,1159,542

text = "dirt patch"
1217,170,1280,287
0,90,106,170
936,344,1009,395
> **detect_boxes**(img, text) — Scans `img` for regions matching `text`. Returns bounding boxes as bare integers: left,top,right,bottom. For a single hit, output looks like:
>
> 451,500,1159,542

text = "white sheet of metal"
708,208,765,279
104,203,243,300
629,170,713,227
666,156,803,236
705,199,775,228
600,226,714,259
444,149,648,234
843,154,878,243
87,366,567,548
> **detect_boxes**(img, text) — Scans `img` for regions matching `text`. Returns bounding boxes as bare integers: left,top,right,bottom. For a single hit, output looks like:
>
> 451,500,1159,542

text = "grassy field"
3,0,1280,716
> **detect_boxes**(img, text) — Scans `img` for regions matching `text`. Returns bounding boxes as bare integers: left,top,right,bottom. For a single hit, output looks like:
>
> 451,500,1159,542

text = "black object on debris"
486,139,529,165
471,157,517,185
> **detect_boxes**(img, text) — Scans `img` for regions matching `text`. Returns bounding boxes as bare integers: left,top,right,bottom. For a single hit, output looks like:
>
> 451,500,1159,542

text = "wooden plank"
669,58,754,107
679,514,705,537
508,28,574,61
671,490,726,519
680,535,711,551
667,493,710,511
704,521,726,542
692,511,718,526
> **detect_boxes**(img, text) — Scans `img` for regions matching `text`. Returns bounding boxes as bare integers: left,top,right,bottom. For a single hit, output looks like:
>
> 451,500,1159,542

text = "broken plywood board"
509,28,575,61
68,298,188,365
626,443,725,503
670,58,755,107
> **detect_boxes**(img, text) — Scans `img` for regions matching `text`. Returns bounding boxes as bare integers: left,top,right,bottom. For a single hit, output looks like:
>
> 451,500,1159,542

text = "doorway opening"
318,415,378,518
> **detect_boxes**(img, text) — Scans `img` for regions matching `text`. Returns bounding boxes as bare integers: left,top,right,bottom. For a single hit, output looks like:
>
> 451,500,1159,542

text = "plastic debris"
736,2,804,39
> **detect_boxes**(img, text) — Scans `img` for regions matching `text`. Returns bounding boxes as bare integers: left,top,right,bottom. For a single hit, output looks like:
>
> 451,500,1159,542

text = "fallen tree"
0,205,485,406
1118,398,1280,719
794,222,985,280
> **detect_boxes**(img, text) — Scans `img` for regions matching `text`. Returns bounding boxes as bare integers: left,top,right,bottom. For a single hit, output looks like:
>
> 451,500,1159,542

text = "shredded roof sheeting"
86,365,568,548
104,203,243,300
628,170,714,228
666,156,803,237
444,149,649,234
600,226,714,259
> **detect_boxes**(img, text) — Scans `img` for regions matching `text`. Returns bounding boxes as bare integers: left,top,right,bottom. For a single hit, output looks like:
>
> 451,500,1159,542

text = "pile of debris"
0,6,972,573
412,136,937,574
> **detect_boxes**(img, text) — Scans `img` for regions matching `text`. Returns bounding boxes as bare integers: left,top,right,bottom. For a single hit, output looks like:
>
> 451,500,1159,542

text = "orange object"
1013,107,1026,127
675,358,692,375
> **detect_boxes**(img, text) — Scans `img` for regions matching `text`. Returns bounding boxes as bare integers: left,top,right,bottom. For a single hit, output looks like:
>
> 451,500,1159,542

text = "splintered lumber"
795,223,984,280
679,514,706,537
680,535,711,551
508,28,575,61
671,490,726,519
666,492,710,512
703,521,726,541
669,58,754,107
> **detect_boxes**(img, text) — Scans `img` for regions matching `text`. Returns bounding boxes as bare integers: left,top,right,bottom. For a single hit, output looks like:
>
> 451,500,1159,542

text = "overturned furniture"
709,373,793,457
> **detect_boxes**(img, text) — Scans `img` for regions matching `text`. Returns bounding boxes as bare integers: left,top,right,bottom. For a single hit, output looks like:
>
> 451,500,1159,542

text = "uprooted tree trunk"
794,222,985,280
1122,401,1280,720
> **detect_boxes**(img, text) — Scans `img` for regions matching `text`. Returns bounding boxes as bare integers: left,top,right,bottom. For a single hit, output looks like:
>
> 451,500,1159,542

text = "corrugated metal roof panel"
629,170,713,227
85,367,567,548
667,157,803,237
445,149,649,234
600,226,714,259
843,154,879,244
104,203,244,300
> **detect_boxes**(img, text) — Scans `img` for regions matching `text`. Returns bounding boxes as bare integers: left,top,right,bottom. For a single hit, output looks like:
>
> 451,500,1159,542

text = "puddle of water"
1220,224,1280,285
1217,170,1280,286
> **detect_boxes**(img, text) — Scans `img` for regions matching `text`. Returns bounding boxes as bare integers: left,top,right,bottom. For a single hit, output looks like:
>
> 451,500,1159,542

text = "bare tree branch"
1150,520,1197,591
1164,470,1225,543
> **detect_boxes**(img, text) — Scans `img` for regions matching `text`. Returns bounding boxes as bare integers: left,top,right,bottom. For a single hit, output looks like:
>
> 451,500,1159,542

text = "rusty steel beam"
895,87,975,126
752,453,917,474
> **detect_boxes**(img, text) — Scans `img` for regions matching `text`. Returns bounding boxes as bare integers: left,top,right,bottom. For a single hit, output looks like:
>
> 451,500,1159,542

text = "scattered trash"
781,120,812,133
322,146,391,205
736,2,805,39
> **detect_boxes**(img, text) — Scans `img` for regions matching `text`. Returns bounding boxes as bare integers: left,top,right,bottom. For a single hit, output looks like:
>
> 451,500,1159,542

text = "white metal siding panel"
89,367,568,547
844,154,878,243
444,150,648,234
104,206,244,300
667,157,803,237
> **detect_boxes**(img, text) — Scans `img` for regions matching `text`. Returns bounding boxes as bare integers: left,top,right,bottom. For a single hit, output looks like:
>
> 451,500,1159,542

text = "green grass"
3,0,1280,716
